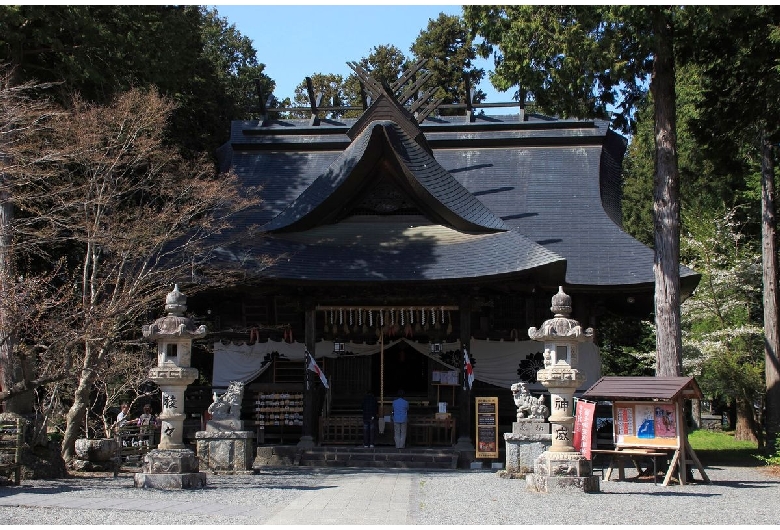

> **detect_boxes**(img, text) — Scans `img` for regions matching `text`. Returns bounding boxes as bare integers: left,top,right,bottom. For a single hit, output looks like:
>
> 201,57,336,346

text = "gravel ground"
1,464,778,525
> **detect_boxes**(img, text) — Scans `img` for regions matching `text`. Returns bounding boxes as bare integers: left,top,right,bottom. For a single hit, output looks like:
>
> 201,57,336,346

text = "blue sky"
211,4,512,107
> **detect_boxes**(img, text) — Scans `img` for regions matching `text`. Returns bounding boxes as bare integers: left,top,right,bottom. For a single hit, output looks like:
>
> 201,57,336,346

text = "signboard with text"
475,396,499,459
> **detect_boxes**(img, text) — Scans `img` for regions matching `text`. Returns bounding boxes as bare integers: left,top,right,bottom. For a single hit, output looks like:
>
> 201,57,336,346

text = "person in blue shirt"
392,389,410,449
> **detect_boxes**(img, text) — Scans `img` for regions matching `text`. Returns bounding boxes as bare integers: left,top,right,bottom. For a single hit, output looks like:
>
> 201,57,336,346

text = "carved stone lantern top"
142,284,207,341
528,286,593,343
165,284,188,316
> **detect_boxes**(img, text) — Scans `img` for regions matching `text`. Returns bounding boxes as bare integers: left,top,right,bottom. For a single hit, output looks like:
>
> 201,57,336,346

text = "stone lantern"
526,286,599,493
135,284,207,489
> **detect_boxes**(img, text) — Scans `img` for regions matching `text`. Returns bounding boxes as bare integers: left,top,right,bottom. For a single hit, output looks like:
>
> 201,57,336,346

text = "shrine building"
184,62,699,448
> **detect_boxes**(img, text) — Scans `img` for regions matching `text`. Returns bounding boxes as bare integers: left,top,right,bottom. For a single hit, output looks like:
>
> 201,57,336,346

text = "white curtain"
212,338,601,391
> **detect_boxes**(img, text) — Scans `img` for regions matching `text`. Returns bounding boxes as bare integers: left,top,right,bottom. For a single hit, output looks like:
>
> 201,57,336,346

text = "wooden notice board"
475,396,498,459
582,376,711,486
613,400,680,450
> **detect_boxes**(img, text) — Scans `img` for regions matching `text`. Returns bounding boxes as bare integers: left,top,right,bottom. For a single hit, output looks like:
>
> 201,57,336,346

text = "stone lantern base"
134,449,206,490
526,451,600,493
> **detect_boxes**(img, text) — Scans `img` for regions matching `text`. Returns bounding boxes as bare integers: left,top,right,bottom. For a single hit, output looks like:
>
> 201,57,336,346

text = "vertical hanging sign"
475,396,499,459
573,399,596,459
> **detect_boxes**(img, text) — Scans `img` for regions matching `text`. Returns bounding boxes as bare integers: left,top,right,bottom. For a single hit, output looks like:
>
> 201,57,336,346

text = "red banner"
573,400,596,459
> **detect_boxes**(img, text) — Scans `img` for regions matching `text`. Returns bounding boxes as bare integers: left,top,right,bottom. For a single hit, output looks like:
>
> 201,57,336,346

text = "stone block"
534,452,592,477
134,471,206,490
75,438,118,462
504,439,546,475
142,449,200,474
195,430,253,473
526,473,600,493
253,446,298,468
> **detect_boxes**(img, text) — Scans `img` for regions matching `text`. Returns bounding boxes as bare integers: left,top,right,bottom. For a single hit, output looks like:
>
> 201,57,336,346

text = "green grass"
689,429,762,466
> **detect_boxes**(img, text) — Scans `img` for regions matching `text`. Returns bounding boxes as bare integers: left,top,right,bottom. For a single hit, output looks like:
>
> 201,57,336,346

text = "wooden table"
591,448,670,485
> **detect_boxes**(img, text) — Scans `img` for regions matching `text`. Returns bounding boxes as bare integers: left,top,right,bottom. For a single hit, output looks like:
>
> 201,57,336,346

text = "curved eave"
261,121,508,234
220,216,565,285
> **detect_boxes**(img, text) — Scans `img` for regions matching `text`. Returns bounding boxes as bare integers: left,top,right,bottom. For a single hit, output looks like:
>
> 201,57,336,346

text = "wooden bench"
591,448,670,485
0,418,25,485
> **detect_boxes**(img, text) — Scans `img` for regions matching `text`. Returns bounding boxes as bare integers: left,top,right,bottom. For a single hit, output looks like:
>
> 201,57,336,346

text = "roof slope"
218,112,698,293
582,376,703,401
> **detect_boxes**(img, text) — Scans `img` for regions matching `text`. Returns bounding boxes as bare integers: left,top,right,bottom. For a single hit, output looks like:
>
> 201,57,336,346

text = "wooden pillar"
456,294,473,447
299,306,317,448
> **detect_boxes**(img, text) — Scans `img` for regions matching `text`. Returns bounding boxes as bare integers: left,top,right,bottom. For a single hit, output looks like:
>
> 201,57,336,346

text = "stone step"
299,447,459,470
252,445,463,470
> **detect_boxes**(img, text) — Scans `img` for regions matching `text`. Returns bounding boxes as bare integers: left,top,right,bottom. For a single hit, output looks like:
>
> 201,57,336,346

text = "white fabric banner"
212,338,601,391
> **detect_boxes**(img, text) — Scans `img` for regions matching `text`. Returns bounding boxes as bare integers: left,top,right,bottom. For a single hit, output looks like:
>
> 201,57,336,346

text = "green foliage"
621,62,752,247
689,429,758,451
681,207,765,412
410,13,486,112
0,5,273,155
345,43,409,100
463,5,659,134
685,6,780,147
757,438,780,466
292,73,346,118
596,314,656,376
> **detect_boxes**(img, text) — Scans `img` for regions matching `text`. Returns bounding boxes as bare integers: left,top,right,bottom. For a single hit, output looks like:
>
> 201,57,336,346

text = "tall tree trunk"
651,8,683,377
734,397,759,444
691,399,701,430
762,131,780,456
61,343,98,462
0,179,34,413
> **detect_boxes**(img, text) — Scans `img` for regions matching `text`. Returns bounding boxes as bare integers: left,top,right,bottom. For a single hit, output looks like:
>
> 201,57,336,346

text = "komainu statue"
511,381,549,421
206,381,244,431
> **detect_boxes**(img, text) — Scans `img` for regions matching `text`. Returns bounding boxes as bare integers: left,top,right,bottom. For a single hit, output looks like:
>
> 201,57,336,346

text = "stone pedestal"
134,449,206,489
503,421,550,477
206,419,244,432
526,452,600,493
195,431,254,473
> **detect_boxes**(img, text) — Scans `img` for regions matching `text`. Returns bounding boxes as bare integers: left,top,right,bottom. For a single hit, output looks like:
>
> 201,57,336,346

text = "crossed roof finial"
346,59,444,121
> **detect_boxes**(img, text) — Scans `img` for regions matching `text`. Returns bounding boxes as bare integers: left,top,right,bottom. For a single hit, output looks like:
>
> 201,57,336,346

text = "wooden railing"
319,416,363,445
319,415,456,446
0,418,25,485
114,423,160,465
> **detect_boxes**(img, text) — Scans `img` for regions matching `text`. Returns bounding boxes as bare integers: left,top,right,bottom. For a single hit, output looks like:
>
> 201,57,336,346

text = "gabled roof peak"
262,120,507,234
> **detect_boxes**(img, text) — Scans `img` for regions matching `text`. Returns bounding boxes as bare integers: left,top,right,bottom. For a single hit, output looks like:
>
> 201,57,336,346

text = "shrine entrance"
370,342,429,406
